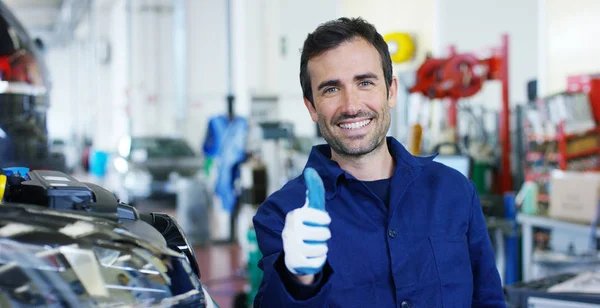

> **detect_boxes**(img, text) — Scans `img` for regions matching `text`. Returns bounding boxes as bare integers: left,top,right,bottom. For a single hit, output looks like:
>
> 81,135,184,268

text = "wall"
47,9,98,147
342,0,434,141
245,0,281,97
545,0,600,95
46,0,546,149
342,0,434,70
437,0,539,107
46,0,334,145
107,0,128,149
49,0,435,147
46,46,74,140
279,0,436,139
47,0,130,151
127,0,176,140
46,0,231,152
93,0,128,151
275,0,342,137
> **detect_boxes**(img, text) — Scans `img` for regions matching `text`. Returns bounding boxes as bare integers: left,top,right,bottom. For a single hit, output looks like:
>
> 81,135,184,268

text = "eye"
359,81,374,87
324,87,339,94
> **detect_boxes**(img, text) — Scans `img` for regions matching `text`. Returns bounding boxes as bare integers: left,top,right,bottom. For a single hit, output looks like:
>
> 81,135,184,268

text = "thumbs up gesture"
282,168,331,279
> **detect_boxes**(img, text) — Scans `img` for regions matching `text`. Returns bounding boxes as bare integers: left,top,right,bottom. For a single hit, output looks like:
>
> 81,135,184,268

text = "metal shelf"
517,214,600,282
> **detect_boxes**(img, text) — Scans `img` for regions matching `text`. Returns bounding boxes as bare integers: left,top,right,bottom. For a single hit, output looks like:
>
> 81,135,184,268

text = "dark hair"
300,17,393,106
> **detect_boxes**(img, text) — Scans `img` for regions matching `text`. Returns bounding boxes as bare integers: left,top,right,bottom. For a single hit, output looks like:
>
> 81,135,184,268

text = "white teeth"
339,119,371,129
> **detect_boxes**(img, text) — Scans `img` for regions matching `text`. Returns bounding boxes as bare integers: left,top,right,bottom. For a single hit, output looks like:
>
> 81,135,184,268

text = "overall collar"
303,137,434,200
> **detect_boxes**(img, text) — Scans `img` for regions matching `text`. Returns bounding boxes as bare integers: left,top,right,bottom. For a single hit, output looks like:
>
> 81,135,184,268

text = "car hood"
0,203,177,255
0,203,205,307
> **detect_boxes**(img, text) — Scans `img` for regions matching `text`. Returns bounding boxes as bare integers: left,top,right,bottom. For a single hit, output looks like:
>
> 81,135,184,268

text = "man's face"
304,37,398,157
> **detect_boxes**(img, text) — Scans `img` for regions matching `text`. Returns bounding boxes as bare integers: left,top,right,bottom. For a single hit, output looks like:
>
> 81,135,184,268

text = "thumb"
304,167,326,212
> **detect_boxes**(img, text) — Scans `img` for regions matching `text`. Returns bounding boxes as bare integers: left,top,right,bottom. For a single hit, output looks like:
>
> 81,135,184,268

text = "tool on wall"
383,32,415,64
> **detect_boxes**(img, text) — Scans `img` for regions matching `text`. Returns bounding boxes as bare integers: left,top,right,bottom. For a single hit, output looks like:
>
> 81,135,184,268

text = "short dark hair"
300,17,393,106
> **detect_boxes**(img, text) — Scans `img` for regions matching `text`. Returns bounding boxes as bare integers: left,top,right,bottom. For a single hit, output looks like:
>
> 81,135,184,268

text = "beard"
317,104,391,158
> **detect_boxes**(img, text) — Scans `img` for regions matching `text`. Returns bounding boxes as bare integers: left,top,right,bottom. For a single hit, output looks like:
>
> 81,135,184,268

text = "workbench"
485,216,518,285
517,214,600,282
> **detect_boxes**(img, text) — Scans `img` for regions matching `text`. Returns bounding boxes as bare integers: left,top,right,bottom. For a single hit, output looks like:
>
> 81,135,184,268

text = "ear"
303,97,319,123
388,76,399,109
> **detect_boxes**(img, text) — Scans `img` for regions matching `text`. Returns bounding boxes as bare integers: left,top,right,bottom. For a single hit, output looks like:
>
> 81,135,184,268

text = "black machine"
0,168,213,307
0,1,67,172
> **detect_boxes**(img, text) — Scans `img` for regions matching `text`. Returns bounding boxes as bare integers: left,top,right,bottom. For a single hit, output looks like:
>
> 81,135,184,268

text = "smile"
338,119,372,130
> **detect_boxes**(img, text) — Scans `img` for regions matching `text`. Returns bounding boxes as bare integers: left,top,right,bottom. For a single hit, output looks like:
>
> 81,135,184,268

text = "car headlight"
113,157,129,174
124,168,152,197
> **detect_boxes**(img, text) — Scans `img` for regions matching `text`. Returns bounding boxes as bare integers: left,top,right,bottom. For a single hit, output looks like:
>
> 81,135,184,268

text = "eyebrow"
317,79,340,92
317,73,379,92
354,73,378,81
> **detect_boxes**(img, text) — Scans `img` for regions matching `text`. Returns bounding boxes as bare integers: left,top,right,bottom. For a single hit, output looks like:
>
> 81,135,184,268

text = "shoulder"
388,137,474,195
415,156,475,197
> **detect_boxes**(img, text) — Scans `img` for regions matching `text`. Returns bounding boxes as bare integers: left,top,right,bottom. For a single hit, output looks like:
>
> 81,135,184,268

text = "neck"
331,139,395,181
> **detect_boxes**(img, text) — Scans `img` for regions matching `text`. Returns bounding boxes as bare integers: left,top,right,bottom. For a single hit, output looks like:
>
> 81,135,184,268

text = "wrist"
293,273,316,285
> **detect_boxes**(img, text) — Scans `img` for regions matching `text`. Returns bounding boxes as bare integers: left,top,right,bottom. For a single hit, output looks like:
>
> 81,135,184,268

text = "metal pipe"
448,45,458,141
500,34,513,192
226,0,234,119
125,0,132,135
173,0,187,134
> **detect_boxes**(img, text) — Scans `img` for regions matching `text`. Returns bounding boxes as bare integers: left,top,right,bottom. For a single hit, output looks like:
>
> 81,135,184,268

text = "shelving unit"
517,78,600,286
523,96,600,215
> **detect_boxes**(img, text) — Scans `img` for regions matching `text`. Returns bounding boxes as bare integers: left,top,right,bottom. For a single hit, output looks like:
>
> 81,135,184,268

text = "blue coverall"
252,137,506,307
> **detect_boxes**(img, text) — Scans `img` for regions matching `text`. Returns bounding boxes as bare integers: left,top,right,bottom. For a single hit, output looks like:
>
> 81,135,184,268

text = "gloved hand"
282,168,331,276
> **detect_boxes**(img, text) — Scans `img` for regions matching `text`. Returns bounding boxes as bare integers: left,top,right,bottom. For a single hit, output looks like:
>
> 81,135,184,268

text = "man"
252,17,506,307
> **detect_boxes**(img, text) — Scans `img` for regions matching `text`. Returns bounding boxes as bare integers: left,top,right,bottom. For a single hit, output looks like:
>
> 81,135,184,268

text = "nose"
340,88,361,115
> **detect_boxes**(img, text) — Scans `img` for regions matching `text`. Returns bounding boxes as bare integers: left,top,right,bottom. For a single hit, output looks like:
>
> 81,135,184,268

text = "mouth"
338,118,372,130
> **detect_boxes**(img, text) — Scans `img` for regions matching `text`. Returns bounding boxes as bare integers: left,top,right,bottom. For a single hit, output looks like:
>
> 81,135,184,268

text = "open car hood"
0,203,206,307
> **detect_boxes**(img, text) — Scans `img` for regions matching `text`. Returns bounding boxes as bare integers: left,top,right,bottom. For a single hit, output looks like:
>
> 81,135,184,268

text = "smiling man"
252,17,506,307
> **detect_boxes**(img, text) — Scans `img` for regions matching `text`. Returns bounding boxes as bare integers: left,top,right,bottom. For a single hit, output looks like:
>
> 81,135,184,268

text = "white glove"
282,200,331,276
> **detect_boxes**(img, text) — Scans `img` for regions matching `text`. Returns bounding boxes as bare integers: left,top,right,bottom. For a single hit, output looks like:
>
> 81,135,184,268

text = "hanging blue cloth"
203,115,229,158
203,115,248,214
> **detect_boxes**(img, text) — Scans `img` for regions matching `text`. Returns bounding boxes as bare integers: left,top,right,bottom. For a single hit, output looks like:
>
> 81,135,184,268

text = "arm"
468,183,507,307
252,199,333,308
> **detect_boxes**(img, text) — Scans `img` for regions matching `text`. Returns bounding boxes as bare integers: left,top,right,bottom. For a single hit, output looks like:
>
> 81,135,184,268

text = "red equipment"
409,35,512,194
410,58,448,98
441,54,483,98
567,74,600,124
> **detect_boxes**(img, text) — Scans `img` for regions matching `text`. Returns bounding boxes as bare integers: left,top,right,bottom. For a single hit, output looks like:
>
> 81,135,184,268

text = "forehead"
307,37,383,82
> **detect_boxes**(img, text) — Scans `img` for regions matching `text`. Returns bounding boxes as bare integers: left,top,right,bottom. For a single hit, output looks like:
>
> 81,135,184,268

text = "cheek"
361,90,388,108
316,105,337,122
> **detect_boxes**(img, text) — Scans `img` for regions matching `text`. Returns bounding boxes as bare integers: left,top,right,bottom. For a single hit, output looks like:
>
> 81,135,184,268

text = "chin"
335,139,380,156
322,126,386,157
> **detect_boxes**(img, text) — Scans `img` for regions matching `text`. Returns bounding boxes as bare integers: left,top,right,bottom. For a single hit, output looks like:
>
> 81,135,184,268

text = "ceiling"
3,0,64,42
2,0,92,47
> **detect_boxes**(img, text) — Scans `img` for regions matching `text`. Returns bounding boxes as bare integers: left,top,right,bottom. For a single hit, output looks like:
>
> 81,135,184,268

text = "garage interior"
1,0,600,307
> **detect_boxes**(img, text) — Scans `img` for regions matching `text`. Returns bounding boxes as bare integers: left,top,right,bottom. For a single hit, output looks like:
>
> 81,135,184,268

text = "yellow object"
410,124,423,155
384,32,415,63
0,175,6,203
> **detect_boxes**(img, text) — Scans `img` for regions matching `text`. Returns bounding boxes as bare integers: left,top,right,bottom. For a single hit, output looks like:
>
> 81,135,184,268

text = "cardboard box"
549,170,600,224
